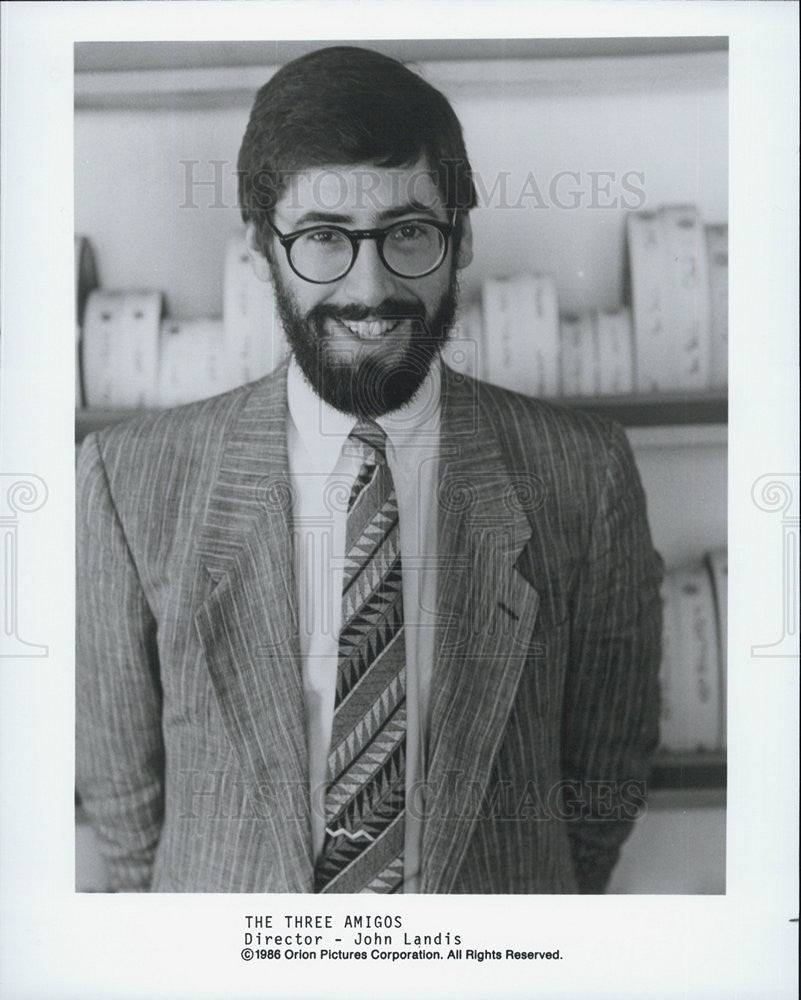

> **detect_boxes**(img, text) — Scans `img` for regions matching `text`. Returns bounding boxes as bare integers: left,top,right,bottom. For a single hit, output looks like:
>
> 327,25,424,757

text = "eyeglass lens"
289,221,446,281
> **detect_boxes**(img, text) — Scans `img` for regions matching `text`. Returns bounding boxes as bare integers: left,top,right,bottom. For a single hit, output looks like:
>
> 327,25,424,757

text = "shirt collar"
287,353,442,475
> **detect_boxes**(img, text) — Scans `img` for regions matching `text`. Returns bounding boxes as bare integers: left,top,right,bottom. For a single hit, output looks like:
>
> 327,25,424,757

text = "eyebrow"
382,201,441,220
290,201,442,229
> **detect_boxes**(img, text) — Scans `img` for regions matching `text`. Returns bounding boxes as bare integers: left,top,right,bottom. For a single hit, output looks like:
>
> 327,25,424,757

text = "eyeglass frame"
262,208,459,284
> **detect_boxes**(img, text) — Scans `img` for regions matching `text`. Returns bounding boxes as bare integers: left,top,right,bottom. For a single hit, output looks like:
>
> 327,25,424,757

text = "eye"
304,228,347,245
392,222,428,241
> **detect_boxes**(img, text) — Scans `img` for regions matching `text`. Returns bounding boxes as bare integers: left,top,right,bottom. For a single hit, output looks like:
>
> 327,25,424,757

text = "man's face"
246,159,473,417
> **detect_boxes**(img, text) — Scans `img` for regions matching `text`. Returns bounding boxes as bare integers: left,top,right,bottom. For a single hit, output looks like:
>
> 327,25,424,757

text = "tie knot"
349,419,388,460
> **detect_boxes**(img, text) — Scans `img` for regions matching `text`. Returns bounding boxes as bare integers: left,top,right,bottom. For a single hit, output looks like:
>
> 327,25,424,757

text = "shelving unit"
74,39,728,893
75,45,728,108
649,751,726,791
74,390,727,443
74,40,728,316
560,390,727,428
76,407,151,441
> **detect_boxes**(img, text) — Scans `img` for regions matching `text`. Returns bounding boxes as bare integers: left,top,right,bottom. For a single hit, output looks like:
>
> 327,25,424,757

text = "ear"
244,222,273,283
455,214,473,270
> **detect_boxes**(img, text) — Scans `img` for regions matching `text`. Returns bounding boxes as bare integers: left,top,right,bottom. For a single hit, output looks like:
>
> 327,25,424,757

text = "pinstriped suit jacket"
76,362,662,893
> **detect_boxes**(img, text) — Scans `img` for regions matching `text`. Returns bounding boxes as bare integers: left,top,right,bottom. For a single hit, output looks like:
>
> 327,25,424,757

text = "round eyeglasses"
264,210,457,284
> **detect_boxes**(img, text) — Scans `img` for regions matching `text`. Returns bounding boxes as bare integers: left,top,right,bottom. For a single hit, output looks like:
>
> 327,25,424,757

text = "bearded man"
76,46,662,894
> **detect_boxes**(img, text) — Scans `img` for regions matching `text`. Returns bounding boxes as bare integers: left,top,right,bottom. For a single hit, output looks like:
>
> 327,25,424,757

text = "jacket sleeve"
562,420,663,893
76,432,164,891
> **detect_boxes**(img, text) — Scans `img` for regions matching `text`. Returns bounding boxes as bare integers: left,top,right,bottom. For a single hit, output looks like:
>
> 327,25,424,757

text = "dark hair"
237,46,477,243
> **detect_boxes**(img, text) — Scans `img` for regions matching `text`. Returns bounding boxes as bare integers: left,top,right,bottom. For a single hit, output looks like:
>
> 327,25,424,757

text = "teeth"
341,318,400,339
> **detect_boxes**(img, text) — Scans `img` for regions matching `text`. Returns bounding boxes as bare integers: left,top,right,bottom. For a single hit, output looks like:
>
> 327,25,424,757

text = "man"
76,46,662,893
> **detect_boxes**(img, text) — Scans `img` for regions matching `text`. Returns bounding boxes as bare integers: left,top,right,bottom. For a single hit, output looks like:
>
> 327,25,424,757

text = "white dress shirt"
286,355,441,892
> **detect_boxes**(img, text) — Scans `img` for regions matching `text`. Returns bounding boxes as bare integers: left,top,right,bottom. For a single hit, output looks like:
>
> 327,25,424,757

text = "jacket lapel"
422,369,541,893
191,363,542,893
193,363,314,891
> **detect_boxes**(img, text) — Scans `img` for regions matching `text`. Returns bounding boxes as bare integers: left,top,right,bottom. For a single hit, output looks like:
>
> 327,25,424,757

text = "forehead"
276,158,444,219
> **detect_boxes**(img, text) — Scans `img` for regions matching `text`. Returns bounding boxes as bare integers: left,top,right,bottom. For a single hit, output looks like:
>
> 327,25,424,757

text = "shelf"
76,407,152,441
74,48,728,109
75,37,729,74
626,423,727,450
559,390,727,427
649,751,727,791
75,391,728,444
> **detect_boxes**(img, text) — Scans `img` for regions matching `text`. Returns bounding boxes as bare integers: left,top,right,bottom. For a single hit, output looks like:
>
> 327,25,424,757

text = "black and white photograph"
1,2,798,999
72,35,728,897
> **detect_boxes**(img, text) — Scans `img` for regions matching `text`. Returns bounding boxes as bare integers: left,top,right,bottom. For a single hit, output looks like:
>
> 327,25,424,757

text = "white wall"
75,104,248,319
632,439,727,568
608,791,726,894
453,84,728,309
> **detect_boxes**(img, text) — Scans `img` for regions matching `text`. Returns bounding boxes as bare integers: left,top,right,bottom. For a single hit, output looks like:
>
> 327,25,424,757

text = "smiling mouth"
336,317,403,340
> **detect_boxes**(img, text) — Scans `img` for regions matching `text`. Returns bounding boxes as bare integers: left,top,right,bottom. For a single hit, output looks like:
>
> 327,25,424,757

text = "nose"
336,236,398,309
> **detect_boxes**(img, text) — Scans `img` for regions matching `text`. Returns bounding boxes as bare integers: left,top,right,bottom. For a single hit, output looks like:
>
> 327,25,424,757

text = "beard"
267,256,459,418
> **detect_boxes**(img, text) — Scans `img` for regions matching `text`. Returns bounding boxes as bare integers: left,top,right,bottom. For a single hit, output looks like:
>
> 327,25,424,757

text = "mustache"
310,298,426,324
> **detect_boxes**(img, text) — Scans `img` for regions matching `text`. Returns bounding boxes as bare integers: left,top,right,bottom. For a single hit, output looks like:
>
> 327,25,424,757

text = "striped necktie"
314,419,406,893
